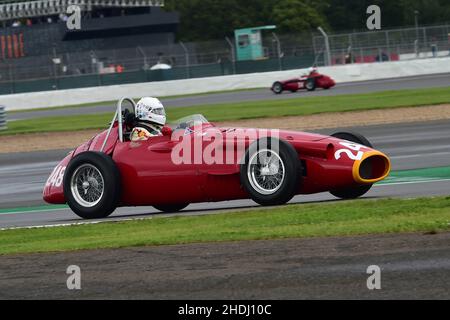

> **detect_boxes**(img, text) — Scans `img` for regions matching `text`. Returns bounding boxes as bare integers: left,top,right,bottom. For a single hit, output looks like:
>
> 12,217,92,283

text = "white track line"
0,217,151,231
1,178,450,231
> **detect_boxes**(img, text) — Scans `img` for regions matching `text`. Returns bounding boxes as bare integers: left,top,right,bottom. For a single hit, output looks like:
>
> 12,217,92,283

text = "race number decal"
46,166,66,188
334,142,364,161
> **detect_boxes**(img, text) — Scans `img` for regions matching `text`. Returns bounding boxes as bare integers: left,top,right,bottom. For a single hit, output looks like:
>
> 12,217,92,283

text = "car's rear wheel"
305,78,316,91
272,82,283,94
240,138,301,206
64,152,121,219
329,132,374,200
153,203,189,213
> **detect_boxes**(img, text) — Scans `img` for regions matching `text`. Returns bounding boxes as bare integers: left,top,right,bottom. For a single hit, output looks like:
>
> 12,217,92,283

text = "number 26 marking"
334,142,364,161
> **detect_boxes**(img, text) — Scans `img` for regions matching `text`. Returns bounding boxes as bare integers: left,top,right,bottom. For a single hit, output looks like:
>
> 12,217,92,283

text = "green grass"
7,99,120,114
178,86,450,121
2,86,450,135
1,196,449,255
3,113,115,135
7,88,263,114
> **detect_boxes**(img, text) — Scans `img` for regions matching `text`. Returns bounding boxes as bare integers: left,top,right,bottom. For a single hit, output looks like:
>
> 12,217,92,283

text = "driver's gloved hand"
123,110,138,128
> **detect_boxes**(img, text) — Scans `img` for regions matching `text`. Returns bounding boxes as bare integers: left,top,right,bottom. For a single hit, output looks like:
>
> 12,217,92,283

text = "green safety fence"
0,56,314,95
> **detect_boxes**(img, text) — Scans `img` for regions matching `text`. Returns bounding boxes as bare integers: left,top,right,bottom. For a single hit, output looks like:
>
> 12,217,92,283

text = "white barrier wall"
2,56,450,111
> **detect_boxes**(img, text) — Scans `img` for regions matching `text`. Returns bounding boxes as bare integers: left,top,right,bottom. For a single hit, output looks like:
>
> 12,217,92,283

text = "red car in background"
271,69,336,94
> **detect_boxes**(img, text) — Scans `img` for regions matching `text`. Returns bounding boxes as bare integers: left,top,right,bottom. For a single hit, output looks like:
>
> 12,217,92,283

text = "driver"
130,97,166,141
302,66,318,77
308,66,318,75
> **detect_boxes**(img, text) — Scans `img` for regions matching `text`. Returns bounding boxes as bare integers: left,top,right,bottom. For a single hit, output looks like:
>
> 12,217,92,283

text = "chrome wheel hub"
247,149,285,195
70,164,104,207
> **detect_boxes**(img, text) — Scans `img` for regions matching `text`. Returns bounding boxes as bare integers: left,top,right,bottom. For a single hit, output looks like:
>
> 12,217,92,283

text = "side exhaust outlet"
352,151,391,184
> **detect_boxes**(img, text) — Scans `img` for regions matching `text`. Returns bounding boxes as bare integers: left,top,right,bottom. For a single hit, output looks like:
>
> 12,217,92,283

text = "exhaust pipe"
352,151,391,184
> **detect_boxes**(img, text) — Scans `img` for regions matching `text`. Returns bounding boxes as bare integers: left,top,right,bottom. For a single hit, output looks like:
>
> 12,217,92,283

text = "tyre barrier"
0,106,6,130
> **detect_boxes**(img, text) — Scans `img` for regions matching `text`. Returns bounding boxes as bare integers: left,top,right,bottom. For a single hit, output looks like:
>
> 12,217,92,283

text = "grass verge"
7,88,263,114
1,196,449,255
2,86,450,136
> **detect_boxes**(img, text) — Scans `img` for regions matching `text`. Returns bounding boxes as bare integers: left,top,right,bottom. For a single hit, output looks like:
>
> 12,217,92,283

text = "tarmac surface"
0,119,449,229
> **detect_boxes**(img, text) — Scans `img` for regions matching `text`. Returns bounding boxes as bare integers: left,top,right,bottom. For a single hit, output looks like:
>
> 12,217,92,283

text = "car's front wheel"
272,82,283,94
240,138,301,206
64,151,121,219
305,78,316,91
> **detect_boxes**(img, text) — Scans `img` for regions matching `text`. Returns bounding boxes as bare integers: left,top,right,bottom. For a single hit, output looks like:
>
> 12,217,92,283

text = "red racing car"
271,69,336,94
44,98,390,219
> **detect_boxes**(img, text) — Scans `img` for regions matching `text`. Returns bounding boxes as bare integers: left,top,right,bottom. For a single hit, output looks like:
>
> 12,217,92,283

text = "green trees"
164,0,450,41
164,0,277,41
324,0,450,31
272,0,328,33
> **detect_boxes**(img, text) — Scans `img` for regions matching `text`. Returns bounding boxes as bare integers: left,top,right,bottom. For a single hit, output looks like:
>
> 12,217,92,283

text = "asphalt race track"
1,119,450,229
8,73,450,121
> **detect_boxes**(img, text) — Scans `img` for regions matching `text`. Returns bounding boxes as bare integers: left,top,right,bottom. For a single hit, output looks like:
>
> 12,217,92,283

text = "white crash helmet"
135,97,166,126
308,66,317,73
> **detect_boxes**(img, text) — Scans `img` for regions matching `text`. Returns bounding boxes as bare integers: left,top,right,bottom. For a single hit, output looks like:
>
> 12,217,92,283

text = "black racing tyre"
240,138,301,206
153,203,189,213
272,82,283,94
329,131,373,200
63,151,121,219
331,131,373,148
305,78,316,91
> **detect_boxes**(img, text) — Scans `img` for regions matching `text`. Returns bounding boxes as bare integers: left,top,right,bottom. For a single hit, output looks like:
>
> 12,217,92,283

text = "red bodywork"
271,71,336,93
43,120,390,207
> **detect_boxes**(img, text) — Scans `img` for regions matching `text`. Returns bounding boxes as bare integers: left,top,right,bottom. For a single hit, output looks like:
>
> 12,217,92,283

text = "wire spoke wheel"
240,138,301,206
70,164,104,207
64,152,121,219
247,149,285,195
273,82,283,94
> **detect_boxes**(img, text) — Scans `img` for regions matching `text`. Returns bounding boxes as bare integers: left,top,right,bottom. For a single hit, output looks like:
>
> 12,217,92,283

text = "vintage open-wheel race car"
271,69,336,94
43,98,391,219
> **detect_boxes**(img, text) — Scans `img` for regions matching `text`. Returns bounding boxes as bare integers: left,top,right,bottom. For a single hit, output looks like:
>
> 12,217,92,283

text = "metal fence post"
180,41,190,78
317,27,332,66
272,32,282,71
90,50,98,75
385,30,390,61
136,46,149,70
414,11,420,57
52,47,59,90
0,105,7,130
225,37,236,74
